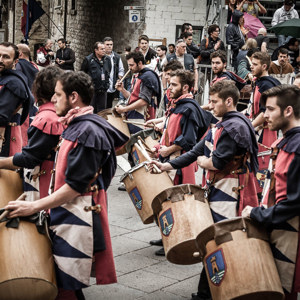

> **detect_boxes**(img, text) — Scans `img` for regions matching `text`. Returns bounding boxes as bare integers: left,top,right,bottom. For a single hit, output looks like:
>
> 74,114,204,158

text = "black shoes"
149,239,163,246
155,247,165,256
191,293,211,300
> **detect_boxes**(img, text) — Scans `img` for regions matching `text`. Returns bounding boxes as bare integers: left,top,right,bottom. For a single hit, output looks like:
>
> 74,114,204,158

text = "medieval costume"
0,69,31,157
155,94,212,185
250,127,300,299
126,67,161,134
251,76,280,193
13,102,64,200
49,111,128,294
211,70,246,91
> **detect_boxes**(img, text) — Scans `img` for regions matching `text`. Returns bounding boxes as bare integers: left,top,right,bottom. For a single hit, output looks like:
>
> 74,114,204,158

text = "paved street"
83,157,202,300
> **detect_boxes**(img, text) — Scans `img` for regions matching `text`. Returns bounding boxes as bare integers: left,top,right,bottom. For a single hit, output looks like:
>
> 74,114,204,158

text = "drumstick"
119,69,131,83
137,136,154,153
0,193,26,221
137,140,161,173
123,120,145,126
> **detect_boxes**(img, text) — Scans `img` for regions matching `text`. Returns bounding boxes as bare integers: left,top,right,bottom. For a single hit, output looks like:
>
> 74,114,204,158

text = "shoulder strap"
205,37,209,49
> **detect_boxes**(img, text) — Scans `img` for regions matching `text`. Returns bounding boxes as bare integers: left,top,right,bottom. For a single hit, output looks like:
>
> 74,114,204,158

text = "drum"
0,170,57,300
195,217,284,300
152,184,214,265
125,129,160,165
120,162,173,224
98,108,130,155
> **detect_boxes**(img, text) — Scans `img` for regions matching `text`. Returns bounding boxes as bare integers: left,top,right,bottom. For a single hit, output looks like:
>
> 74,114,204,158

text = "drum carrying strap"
267,147,279,208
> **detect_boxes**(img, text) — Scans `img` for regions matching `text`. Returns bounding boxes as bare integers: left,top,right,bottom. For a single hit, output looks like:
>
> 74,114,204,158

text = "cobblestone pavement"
83,158,203,300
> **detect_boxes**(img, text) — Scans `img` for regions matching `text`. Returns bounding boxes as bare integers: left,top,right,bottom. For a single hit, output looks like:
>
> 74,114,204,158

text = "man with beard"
138,35,157,71
251,51,280,196
210,50,246,90
115,51,161,134
269,47,294,84
152,80,259,300
5,71,128,300
0,42,31,156
243,84,300,300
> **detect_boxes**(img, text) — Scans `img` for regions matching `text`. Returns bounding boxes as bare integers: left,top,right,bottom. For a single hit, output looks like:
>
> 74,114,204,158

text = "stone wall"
6,0,208,70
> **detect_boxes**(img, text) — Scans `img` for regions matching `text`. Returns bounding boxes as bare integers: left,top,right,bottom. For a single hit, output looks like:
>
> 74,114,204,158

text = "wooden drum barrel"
195,217,284,300
121,162,173,224
0,170,57,300
98,108,130,155
152,184,214,265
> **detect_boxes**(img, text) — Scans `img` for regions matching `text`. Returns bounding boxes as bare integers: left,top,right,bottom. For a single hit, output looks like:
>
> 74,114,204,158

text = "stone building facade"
3,0,207,70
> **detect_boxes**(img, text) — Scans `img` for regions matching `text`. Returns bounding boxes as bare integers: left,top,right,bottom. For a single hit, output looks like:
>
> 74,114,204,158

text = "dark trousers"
197,268,211,298
92,91,107,113
106,90,119,109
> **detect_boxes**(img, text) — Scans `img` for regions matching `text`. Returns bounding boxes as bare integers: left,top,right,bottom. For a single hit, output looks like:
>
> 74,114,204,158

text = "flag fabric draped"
22,0,45,40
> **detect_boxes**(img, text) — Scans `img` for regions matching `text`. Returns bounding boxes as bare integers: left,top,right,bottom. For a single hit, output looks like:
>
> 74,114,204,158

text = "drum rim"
152,184,205,215
120,162,149,182
195,217,269,258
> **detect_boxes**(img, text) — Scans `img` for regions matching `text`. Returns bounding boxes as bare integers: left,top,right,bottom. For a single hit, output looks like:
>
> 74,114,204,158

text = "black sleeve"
65,144,104,193
0,86,23,126
139,82,152,104
80,58,88,73
212,130,239,170
170,139,205,169
199,39,214,59
173,114,198,152
250,153,300,228
13,127,60,168
65,49,75,64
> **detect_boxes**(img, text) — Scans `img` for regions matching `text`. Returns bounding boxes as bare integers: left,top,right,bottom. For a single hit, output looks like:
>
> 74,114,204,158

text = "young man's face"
209,93,228,117
139,39,149,51
168,76,184,99
127,58,141,73
210,27,220,40
185,36,193,46
168,45,175,53
0,45,17,73
57,41,66,49
163,70,173,84
211,57,226,75
104,40,113,55
156,47,165,58
278,53,288,66
251,58,265,78
264,96,289,132
52,81,72,116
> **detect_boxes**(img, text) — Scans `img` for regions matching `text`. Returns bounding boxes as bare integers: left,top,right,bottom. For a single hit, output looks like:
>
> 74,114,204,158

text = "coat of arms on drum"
206,249,226,286
129,187,143,210
159,208,174,236
132,150,140,165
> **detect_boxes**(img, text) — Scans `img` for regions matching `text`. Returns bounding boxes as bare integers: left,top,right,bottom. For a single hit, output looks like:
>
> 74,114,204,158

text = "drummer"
151,80,259,300
0,66,64,200
115,51,161,134
242,84,300,300
5,71,128,299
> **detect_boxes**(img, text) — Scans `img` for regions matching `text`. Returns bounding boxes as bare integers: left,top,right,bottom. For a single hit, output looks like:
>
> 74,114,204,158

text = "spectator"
138,35,157,71
255,28,269,52
119,46,132,103
179,23,193,39
293,73,300,87
272,38,300,70
167,39,198,93
199,24,225,65
168,43,175,55
237,48,259,80
269,47,294,84
235,38,257,70
55,38,75,71
156,44,168,75
182,32,200,59
81,42,111,113
16,43,38,89
237,0,267,17
103,37,124,108
272,0,299,46
36,39,54,69
227,0,242,24
226,10,246,66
